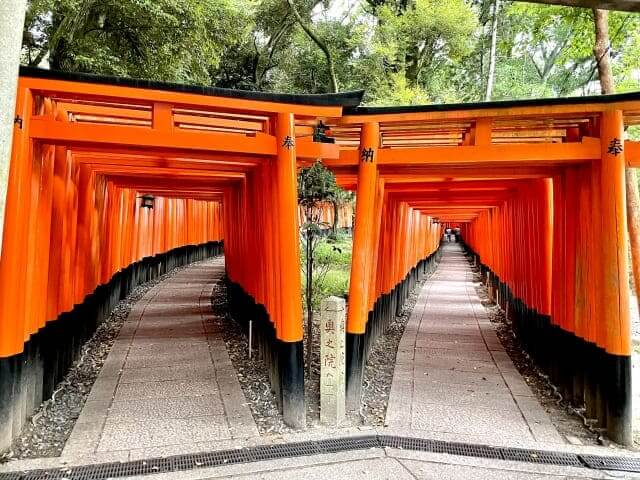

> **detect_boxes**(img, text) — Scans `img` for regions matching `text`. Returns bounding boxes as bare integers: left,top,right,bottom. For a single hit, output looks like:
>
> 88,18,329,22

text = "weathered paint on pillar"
274,112,303,343
0,0,27,256
599,109,632,446
320,296,346,426
345,122,379,411
274,112,305,428
541,178,553,316
347,122,380,334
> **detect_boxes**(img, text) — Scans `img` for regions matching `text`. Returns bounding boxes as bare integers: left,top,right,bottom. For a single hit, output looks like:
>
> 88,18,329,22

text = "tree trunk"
485,0,500,101
627,169,640,297
593,8,640,315
592,9,614,95
286,0,339,93
332,200,339,234
305,229,314,374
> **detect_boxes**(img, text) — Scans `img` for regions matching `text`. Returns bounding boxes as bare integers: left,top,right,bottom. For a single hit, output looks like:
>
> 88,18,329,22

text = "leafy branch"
285,0,339,92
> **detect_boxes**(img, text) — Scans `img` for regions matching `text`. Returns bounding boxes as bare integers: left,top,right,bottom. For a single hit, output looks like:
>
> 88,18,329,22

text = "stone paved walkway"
386,243,563,445
62,257,258,462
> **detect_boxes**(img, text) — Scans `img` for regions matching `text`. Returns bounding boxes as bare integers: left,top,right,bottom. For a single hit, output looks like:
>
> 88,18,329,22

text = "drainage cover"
579,454,640,472
1,434,639,479
501,448,582,467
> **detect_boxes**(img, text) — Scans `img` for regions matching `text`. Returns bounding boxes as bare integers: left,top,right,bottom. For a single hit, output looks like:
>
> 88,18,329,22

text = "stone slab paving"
61,257,258,462
386,243,563,445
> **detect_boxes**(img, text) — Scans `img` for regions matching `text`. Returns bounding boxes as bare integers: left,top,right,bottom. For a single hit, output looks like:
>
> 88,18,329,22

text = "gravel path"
1,264,191,461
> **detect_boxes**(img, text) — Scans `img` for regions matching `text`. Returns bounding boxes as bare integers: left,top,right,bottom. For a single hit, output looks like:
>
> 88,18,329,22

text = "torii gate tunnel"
1,68,640,449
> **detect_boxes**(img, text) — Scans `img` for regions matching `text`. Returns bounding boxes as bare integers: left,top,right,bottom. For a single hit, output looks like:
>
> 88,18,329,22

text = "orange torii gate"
323,99,640,445
1,67,640,449
0,68,363,448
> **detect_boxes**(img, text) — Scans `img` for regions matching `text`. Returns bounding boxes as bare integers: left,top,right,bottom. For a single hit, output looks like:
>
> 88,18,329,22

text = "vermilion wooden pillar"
589,157,607,423
346,121,379,410
274,112,305,428
598,109,632,445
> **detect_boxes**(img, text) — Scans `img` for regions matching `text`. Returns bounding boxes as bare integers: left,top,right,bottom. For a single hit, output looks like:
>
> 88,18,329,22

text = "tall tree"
373,0,477,89
286,0,338,92
484,0,499,101
593,8,640,318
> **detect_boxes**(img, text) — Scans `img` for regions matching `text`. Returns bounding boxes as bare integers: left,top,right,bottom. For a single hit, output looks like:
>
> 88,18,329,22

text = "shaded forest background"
20,0,640,105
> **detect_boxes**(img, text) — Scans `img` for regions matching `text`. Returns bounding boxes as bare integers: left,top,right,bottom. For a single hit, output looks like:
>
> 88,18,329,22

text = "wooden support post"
274,112,305,428
563,167,579,401
346,121,379,411
599,109,632,445
589,157,608,425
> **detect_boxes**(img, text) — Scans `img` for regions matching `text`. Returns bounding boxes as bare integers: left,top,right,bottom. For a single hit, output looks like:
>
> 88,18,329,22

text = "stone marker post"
320,296,346,425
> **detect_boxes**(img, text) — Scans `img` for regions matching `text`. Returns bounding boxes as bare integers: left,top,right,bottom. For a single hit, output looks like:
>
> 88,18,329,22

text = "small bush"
301,235,353,311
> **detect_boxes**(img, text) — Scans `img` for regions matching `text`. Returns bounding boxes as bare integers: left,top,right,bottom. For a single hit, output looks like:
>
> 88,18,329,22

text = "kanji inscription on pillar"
320,296,346,425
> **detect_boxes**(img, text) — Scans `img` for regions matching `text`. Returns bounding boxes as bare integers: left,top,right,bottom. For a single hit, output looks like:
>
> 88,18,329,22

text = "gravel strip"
214,272,429,433
467,255,607,448
631,295,640,339
1,264,190,461
359,278,427,426
209,281,291,435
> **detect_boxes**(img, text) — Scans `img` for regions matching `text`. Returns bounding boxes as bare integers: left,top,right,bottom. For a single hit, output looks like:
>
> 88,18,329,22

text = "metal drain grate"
189,447,252,467
318,436,379,453
250,441,322,460
501,448,582,467
579,454,640,472
2,434,640,479
431,440,502,460
379,434,433,451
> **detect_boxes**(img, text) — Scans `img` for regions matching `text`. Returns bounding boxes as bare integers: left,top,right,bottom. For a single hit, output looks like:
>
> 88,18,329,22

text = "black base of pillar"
595,345,608,428
0,240,223,453
278,340,305,429
226,280,307,429
605,353,632,446
0,356,16,450
346,332,365,411
583,341,599,420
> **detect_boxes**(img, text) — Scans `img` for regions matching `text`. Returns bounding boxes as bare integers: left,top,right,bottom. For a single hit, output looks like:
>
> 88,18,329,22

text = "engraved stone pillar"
320,296,346,425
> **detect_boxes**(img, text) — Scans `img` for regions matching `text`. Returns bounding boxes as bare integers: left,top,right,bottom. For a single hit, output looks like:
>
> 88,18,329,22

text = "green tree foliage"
373,0,477,87
22,0,252,84
484,3,640,99
21,0,640,103
268,0,478,103
297,161,350,370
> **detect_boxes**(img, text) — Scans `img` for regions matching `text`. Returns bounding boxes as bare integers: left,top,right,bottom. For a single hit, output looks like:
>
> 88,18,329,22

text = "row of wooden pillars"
0,96,634,448
344,122,443,409
463,110,632,445
225,117,442,426
223,113,305,428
